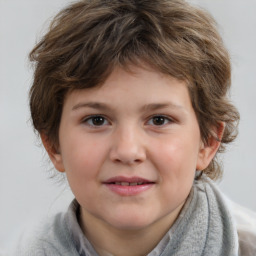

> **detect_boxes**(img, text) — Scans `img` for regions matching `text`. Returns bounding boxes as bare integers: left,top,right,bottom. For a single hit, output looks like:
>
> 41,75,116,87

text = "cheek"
60,137,108,206
150,135,200,195
151,138,198,207
60,135,107,180
153,136,199,170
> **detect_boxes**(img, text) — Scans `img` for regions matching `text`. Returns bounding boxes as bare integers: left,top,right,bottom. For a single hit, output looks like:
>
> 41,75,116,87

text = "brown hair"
29,0,239,180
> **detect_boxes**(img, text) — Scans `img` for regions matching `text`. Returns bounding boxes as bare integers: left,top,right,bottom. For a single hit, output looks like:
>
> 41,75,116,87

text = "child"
16,0,256,255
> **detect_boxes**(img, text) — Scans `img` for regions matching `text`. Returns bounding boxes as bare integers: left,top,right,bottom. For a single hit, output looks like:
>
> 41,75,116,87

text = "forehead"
63,66,193,114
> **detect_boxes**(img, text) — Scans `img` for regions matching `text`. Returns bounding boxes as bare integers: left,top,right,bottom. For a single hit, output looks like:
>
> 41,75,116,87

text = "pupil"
92,116,104,125
153,116,165,125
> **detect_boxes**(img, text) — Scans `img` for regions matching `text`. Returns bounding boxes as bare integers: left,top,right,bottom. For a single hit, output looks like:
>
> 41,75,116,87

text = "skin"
42,65,221,256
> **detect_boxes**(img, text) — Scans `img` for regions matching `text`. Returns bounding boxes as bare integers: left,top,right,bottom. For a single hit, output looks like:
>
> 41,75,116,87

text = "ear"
40,133,65,173
196,122,225,171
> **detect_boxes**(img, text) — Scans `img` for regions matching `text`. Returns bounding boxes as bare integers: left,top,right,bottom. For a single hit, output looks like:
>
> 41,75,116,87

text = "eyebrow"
72,102,112,111
141,103,185,112
72,101,186,112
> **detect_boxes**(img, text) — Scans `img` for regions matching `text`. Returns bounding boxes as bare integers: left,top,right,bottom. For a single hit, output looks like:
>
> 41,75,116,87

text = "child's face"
48,66,213,231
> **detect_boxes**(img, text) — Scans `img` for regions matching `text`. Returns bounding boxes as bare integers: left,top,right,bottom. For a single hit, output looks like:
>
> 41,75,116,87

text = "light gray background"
1,0,256,252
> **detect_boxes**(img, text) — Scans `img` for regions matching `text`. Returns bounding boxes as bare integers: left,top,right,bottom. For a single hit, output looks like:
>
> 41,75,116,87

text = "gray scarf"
12,177,241,256
158,177,239,256
68,177,239,256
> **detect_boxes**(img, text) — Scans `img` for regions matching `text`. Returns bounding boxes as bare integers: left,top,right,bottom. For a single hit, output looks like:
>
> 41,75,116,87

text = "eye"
83,115,109,127
147,115,172,126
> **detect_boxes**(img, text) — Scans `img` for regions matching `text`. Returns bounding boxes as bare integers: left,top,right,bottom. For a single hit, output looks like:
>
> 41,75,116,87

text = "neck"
79,204,184,256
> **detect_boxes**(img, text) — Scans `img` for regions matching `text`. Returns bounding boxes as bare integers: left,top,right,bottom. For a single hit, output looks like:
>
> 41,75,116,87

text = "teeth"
114,182,144,186
121,182,129,186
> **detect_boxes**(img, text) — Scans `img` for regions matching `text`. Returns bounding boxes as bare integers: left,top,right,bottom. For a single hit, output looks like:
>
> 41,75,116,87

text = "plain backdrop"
1,0,256,252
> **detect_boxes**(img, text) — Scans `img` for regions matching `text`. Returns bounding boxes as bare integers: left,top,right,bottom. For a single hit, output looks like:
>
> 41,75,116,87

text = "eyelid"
146,114,175,126
82,115,111,127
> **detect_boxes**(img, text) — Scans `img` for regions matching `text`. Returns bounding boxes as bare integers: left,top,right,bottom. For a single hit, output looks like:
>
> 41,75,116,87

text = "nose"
109,125,146,165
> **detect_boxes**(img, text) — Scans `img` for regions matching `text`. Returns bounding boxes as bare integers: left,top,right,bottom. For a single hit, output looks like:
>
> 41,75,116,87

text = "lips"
103,176,155,196
110,181,145,186
104,176,154,185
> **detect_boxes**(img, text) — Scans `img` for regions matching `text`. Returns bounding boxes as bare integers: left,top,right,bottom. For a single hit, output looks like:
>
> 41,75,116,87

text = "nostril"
113,158,142,165
109,138,146,164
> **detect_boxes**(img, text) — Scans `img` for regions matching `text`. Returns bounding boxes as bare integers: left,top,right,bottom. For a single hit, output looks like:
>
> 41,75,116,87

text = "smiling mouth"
109,181,153,186
103,176,155,196
103,176,155,185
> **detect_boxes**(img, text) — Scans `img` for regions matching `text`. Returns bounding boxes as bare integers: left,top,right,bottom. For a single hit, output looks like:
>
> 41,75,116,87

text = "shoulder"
229,202,256,256
12,209,79,256
198,178,256,256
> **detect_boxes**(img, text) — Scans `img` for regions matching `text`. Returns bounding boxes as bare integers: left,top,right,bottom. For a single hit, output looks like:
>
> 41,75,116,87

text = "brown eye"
84,115,109,127
147,115,172,126
152,116,165,125
91,116,105,126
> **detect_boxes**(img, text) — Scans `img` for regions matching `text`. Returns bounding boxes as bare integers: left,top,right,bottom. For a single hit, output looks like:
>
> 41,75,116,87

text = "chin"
105,211,156,231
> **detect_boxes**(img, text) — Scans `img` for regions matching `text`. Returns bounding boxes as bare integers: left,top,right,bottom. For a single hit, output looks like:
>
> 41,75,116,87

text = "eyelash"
146,115,174,126
82,115,110,127
82,115,174,128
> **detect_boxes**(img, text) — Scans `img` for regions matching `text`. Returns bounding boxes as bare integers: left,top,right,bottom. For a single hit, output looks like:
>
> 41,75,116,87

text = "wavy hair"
29,0,239,180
